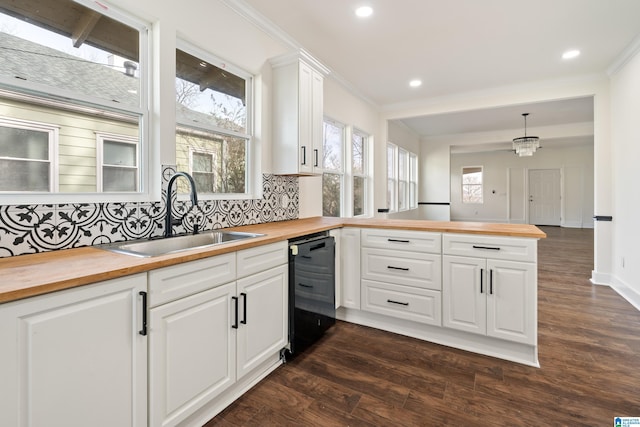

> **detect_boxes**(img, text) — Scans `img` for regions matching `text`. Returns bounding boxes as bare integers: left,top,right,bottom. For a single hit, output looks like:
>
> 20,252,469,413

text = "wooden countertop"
0,217,545,304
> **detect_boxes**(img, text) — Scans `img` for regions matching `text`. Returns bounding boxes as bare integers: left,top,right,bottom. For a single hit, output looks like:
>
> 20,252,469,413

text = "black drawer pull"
231,296,239,329
240,292,247,325
387,299,409,306
298,283,314,288
387,266,409,271
138,291,147,336
473,245,501,251
388,238,410,243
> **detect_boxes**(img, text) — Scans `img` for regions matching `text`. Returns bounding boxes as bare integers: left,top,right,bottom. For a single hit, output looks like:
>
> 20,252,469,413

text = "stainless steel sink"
98,231,264,257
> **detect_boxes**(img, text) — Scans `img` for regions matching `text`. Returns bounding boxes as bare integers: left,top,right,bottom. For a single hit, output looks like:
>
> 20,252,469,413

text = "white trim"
96,132,139,192
591,273,640,313
607,33,640,77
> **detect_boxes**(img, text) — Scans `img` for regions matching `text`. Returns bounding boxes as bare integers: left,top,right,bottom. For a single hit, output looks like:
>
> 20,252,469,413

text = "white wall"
609,47,640,307
450,144,594,226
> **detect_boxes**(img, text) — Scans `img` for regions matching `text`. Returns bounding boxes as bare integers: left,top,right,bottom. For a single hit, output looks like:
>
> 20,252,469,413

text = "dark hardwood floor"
205,226,640,426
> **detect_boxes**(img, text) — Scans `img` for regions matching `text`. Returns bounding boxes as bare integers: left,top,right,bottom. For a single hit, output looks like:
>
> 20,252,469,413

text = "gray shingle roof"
0,31,139,107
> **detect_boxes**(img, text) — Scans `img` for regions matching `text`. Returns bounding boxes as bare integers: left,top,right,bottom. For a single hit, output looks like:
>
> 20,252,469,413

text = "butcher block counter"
0,217,545,304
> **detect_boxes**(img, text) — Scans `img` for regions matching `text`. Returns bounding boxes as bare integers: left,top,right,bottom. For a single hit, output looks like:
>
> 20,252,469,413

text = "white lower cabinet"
0,274,147,427
443,250,537,345
339,227,361,309
148,242,288,427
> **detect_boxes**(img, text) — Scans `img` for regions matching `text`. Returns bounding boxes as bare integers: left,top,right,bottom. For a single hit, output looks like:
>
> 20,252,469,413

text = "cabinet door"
442,255,486,335
311,67,324,171
149,282,236,427
298,61,314,173
236,264,288,379
0,274,147,427
486,260,537,345
340,227,361,309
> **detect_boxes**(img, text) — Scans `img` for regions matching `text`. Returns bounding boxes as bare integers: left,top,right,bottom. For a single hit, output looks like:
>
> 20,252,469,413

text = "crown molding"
607,33,640,77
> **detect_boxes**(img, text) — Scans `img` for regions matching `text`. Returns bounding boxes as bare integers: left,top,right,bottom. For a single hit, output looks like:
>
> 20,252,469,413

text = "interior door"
528,169,561,226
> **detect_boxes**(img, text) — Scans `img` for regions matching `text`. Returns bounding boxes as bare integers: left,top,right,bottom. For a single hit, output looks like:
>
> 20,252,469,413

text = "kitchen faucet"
164,172,199,238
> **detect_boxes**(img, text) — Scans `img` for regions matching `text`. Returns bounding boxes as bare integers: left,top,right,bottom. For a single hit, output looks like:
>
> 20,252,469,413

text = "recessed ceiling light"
562,50,580,60
355,6,373,18
409,79,422,88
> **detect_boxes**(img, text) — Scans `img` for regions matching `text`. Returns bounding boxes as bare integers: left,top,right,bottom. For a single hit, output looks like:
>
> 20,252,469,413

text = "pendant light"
512,113,540,157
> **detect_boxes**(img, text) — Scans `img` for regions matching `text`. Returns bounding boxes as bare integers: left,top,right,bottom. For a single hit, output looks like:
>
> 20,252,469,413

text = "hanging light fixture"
512,113,540,157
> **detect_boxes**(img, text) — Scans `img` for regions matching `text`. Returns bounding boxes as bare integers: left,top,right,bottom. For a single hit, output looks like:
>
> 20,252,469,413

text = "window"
322,119,344,217
0,118,57,192
97,133,138,192
387,143,418,212
387,143,397,212
0,0,149,201
352,129,369,217
462,166,483,203
398,148,408,211
409,153,418,209
175,42,251,197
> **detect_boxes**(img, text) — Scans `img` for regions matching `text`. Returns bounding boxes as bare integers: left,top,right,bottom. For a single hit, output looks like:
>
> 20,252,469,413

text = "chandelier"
512,113,540,157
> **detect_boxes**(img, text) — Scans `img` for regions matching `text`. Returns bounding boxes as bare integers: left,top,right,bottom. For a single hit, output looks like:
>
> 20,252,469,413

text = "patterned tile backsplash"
0,173,298,258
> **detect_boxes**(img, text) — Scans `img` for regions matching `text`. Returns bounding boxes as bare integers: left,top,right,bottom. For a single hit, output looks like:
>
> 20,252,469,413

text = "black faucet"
164,172,199,238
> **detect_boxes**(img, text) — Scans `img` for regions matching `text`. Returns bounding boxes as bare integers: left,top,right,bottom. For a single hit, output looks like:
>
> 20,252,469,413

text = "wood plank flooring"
205,226,640,426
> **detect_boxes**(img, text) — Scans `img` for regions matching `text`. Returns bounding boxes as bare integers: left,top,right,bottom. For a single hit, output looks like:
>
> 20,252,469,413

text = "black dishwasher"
286,232,335,359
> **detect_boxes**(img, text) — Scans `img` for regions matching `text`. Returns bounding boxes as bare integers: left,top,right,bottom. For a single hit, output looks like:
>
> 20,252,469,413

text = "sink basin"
98,231,264,257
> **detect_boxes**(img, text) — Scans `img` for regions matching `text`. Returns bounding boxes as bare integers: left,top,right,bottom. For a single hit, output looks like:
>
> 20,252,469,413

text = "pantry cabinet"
0,274,147,427
271,50,329,175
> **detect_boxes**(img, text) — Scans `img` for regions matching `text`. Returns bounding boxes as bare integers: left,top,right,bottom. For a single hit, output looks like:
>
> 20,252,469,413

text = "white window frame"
409,152,418,209
0,0,152,204
0,117,59,193
462,166,484,204
189,147,217,192
351,128,370,217
398,147,409,211
322,117,345,217
387,142,398,212
96,132,139,192
175,39,256,200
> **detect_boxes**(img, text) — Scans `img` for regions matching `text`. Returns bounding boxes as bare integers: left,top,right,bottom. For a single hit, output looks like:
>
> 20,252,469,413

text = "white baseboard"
591,271,640,312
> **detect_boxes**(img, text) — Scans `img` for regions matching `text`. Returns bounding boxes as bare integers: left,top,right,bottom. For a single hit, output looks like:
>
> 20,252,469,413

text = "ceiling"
239,0,640,142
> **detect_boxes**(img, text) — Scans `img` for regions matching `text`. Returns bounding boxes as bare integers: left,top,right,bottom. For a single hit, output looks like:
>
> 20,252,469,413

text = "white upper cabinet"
271,50,330,175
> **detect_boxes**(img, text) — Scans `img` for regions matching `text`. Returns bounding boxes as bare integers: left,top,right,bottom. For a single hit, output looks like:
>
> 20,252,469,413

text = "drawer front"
362,280,441,326
361,248,441,290
361,228,441,253
236,241,288,278
148,253,236,307
442,234,537,263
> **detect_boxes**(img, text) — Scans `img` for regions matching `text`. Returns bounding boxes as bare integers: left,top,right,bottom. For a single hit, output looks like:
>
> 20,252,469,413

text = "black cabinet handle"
387,299,409,306
231,296,239,329
314,148,319,167
490,270,494,295
138,291,147,336
298,283,314,288
387,266,409,271
473,245,501,251
480,268,484,294
388,238,410,243
301,146,307,165
240,293,247,325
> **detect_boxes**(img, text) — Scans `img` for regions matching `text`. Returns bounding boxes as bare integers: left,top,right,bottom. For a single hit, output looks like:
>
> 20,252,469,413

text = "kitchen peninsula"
0,217,545,427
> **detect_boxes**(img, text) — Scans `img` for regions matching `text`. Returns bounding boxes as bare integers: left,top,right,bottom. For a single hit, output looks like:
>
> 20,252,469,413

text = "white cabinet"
236,264,288,379
271,50,329,175
148,242,287,427
339,227,361,309
0,274,147,427
360,228,442,326
442,234,537,345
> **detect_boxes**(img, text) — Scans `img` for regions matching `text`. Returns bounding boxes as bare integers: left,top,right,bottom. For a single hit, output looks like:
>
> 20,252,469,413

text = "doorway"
528,169,561,226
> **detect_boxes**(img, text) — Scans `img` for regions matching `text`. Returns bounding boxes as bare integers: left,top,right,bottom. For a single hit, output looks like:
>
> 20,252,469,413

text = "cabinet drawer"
361,248,441,290
148,254,236,307
361,228,441,253
442,234,537,263
362,280,441,326
236,241,288,279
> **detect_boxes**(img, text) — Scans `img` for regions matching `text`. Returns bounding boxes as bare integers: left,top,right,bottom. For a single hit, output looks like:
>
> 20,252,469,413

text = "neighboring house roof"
0,31,138,108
